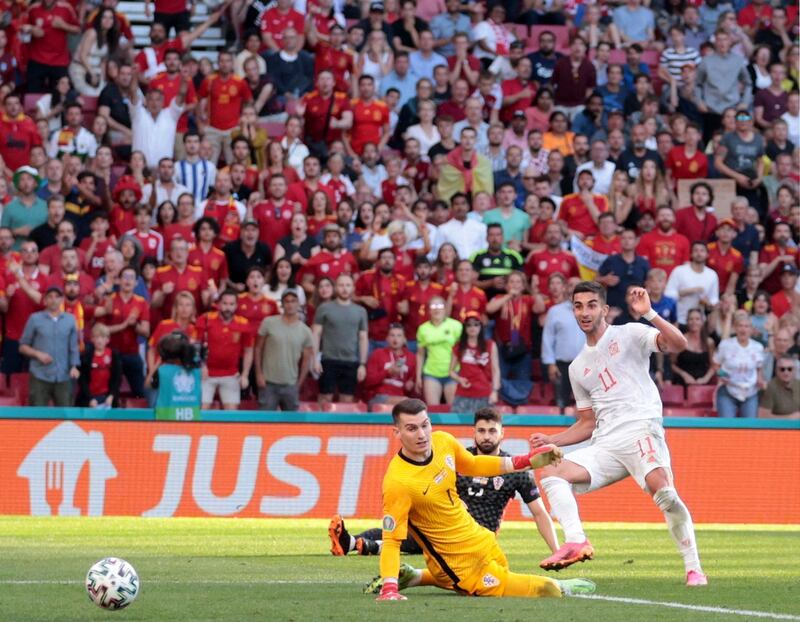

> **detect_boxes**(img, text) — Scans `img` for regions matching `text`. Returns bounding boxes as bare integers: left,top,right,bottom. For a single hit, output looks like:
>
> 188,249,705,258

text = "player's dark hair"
474,407,502,426
572,280,606,304
392,398,427,423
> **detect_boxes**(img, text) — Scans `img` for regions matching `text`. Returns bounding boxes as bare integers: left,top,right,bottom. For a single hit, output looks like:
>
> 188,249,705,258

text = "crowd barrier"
1,409,797,524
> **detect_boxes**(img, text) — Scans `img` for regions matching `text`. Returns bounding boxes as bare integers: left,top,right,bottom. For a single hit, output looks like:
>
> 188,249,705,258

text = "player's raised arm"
629,286,688,353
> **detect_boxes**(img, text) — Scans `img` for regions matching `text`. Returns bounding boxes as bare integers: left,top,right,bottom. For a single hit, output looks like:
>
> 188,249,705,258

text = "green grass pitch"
1,517,798,622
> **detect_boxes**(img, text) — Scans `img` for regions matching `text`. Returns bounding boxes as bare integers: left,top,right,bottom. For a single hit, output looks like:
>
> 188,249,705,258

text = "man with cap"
223,218,272,291
557,169,610,239
503,111,530,152
675,181,718,244
771,265,800,320
357,2,393,43
255,288,314,411
1,166,47,250
705,219,745,295
300,223,359,295
109,175,143,238
19,284,81,406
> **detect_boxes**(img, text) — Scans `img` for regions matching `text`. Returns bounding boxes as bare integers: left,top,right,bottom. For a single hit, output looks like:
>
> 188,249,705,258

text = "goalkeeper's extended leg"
502,572,564,598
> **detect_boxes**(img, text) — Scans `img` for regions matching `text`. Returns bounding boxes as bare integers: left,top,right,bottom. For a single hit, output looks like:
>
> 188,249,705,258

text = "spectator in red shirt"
637,206,691,277
252,175,297,249
152,236,208,322
260,0,305,52
364,323,416,405
355,246,409,347
448,259,488,323
80,211,115,280
675,181,718,243
77,322,121,408
96,265,149,397
449,310,500,412
0,94,42,174
706,219,745,295
525,222,580,290
486,270,534,406
298,70,354,154
188,217,229,290
551,36,596,120
20,0,80,93
308,24,355,94
758,221,798,294
196,289,254,409
585,213,623,255
149,49,198,155
346,75,391,156
665,123,708,191
557,169,610,239
144,0,192,38
0,240,49,374
236,266,279,335
109,175,142,238
402,256,444,347
770,266,799,319
300,223,359,295
134,10,223,84
286,155,336,212
145,290,198,389
500,57,537,124
197,51,253,165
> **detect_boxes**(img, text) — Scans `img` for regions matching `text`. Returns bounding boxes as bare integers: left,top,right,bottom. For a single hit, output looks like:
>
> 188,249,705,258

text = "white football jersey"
568,323,662,438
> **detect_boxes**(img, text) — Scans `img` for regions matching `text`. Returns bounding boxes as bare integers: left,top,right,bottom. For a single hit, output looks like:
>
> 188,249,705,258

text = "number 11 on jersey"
598,367,617,392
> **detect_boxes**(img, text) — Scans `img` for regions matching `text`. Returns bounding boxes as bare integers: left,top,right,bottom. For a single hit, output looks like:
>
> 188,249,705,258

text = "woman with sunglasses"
449,311,500,413
415,296,463,405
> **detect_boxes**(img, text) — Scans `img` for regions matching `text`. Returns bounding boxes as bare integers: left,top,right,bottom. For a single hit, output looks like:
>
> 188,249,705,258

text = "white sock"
653,487,701,573
540,476,586,544
347,535,356,553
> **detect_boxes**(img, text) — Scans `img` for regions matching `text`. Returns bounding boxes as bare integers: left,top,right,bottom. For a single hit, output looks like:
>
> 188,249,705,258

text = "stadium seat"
23,93,45,116
258,121,285,139
529,383,555,405
369,403,394,413
529,25,570,52
427,404,451,413
297,401,319,411
9,373,29,406
530,359,543,381
123,398,149,408
686,384,717,408
506,23,529,45
660,383,685,406
322,401,367,413
663,407,704,418
494,404,515,414
239,400,259,411
515,405,561,415
0,394,21,406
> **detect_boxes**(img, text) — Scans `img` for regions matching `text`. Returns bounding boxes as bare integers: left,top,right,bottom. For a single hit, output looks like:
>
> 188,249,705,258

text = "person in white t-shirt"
712,310,765,419
530,281,708,587
665,242,719,326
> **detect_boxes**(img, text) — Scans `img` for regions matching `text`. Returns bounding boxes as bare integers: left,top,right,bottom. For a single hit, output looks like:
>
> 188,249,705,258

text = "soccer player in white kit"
531,281,708,586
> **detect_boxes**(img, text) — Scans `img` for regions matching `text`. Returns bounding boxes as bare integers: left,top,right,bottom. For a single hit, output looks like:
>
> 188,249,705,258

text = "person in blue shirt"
596,229,651,311
622,44,651,90
571,93,609,141
597,64,628,112
526,30,563,87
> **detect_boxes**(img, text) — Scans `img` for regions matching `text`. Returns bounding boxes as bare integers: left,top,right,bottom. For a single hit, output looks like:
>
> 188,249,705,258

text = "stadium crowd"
0,0,797,416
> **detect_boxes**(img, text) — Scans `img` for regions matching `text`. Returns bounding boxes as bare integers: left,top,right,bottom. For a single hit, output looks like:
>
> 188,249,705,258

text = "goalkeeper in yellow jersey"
373,398,596,602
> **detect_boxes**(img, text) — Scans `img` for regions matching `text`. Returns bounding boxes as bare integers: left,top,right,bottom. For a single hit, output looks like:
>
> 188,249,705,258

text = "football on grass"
85,557,139,610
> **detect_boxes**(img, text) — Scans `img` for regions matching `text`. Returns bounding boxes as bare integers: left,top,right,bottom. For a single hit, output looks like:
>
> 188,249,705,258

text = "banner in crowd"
1,419,798,524
570,235,609,281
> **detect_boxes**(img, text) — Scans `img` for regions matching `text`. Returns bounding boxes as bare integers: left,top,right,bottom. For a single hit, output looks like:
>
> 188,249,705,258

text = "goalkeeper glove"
511,444,563,470
376,579,407,602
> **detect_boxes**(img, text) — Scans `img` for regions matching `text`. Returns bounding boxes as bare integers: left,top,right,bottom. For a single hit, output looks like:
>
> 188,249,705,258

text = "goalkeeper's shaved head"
392,398,427,424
